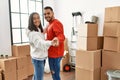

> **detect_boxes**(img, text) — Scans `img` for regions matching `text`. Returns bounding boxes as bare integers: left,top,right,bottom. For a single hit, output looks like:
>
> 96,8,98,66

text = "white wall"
0,0,11,56
54,0,105,37
50,0,120,39
43,0,55,10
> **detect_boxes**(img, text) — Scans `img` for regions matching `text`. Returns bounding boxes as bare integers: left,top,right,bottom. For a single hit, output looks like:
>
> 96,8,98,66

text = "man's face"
44,9,54,22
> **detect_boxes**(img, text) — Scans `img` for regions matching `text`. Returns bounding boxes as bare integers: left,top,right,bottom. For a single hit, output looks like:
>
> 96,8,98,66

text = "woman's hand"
51,37,59,46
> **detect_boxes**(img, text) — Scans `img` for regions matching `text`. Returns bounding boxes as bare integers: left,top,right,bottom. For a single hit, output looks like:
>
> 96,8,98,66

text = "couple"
26,6,65,80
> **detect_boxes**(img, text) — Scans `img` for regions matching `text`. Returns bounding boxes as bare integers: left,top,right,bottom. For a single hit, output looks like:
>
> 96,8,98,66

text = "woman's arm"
28,32,58,50
29,32,52,50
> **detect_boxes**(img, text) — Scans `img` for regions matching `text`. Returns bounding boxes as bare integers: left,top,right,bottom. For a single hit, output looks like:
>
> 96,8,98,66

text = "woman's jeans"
32,58,45,80
49,57,62,80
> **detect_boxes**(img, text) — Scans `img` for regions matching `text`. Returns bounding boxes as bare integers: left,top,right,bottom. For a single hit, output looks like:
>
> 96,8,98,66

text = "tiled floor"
27,70,75,80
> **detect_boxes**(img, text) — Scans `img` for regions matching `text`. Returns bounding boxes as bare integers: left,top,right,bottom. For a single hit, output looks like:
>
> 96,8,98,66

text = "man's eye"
44,13,50,15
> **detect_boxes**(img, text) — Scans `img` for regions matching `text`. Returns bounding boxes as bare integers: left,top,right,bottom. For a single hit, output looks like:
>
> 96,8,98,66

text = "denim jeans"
32,58,45,80
49,57,62,80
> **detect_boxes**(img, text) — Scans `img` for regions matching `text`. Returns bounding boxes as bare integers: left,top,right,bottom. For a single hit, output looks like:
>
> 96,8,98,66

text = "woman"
26,12,57,80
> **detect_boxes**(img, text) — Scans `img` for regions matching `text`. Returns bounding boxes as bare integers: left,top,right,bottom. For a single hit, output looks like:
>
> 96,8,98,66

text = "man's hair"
44,6,53,11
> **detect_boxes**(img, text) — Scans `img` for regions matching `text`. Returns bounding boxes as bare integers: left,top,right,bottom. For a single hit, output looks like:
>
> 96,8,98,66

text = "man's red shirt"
46,19,65,58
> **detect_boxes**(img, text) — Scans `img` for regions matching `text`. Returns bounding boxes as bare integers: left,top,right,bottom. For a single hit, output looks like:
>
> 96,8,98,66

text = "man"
44,6,65,80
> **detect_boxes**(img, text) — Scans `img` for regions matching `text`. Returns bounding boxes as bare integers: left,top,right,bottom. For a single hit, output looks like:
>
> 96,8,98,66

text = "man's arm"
53,22,65,43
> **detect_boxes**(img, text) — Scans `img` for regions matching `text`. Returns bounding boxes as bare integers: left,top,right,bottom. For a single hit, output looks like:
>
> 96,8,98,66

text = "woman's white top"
26,29,52,60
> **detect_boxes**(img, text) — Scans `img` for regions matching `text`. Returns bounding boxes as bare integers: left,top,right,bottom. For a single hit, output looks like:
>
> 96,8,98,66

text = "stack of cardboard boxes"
0,69,2,80
12,44,34,80
76,23,103,80
0,57,17,80
77,24,98,50
76,50,101,80
101,6,120,80
0,44,34,80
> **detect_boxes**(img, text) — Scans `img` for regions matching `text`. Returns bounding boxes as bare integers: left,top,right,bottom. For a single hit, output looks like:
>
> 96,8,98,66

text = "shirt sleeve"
53,22,65,43
28,32,52,50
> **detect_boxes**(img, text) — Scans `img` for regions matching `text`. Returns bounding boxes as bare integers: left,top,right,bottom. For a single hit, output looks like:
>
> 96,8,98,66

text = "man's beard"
46,17,53,22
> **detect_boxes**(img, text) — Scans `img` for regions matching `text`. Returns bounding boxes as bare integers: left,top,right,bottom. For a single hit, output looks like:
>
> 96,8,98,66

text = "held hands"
51,37,59,47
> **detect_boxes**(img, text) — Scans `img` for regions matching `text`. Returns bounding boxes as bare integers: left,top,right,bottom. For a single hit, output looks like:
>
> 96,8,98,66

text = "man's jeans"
32,58,45,80
49,57,62,80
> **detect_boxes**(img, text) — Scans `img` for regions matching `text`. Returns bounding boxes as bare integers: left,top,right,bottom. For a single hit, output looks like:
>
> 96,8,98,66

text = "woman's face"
33,14,40,27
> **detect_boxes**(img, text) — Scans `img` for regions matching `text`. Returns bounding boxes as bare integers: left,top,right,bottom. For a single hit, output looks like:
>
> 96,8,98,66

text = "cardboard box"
0,74,1,80
60,52,69,71
103,23,120,37
0,57,17,80
16,56,27,70
77,37,98,50
77,24,98,37
27,65,34,76
12,44,30,57
76,50,101,70
104,6,120,22
22,77,29,80
3,71,17,80
104,6,111,22
17,68,28,80
16,56,28,80
64,38,68,51
101,67,109,80
27,56,34,76
103,37,120,51
0,69,2,80
102,50,120,68
0,57,16,72
97,36,104,49
76,67,100,80
101,50,120,80
26,56,32,64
